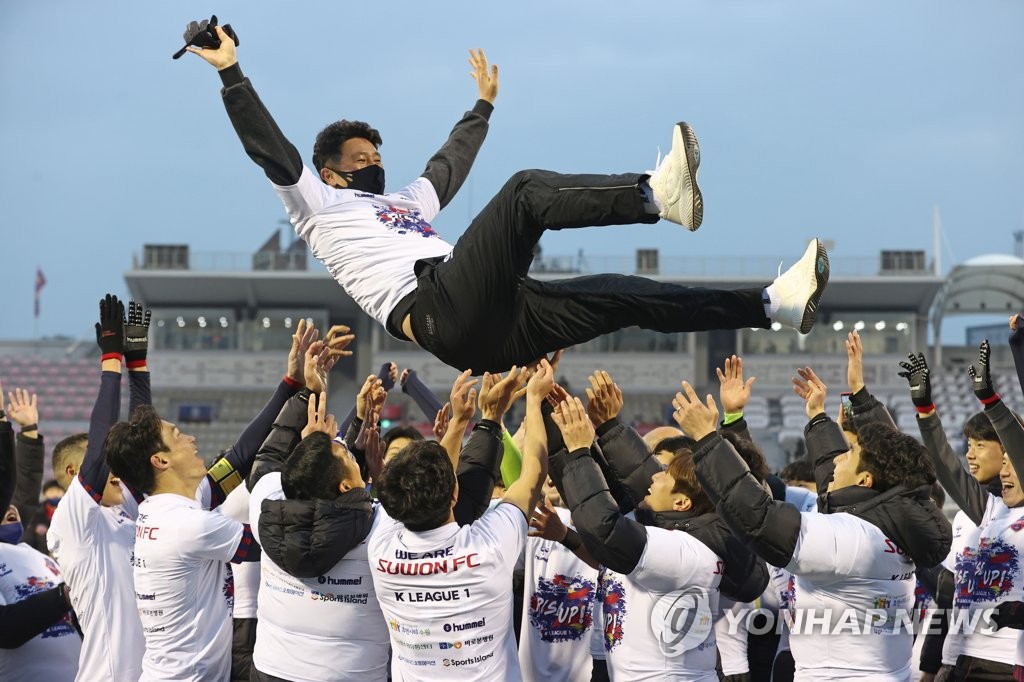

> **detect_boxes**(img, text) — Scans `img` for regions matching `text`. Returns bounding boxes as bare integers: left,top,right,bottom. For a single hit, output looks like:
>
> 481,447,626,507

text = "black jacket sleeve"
847,386,897,430
984,399,1024,491
12,433,43,527
421,100,493,208
803,414,853,507
595,417,664,513
453,421,503,525
0,585,71,649
1011,326,1024,397
0,422,14,512
219,64,305,186
554,447,649,575
693,432,803,568
916,411,988,526
247,391,311,491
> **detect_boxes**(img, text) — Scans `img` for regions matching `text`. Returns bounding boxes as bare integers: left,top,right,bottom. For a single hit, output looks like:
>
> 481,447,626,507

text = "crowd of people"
3,294,1024,682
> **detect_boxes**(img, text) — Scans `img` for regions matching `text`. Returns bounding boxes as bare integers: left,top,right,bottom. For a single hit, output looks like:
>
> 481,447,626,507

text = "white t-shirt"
275,168,452,334
221,485,260,620
46,478,144,682
939,509,978,666
715,597,750,676
0,542,81,682
133,493,243,681
518,506,598,682
249,472,389,681
785,511,917,681
368,502,526,681
949,495,1021,666
599,524,722,682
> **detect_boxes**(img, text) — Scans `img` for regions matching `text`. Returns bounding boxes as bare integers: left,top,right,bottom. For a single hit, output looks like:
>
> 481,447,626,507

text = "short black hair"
383,425,424,449
375,440,454,532
105,405,168,495
282,432,349,501
963,412,1000,446
856,422,936,492
653,435,697,455
312,120,383,173
779,458,814,484
722,431,770,483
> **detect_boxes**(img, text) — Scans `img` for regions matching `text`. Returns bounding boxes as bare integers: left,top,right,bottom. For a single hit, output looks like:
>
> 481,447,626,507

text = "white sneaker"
647,122,703,230
771,239,829,334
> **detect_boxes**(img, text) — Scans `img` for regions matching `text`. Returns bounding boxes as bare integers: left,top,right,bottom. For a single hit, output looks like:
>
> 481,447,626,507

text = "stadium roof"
933,254,1024,319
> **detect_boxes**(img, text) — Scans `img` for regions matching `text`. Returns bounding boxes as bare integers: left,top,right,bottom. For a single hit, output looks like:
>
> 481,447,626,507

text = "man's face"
385,437,413,464
331,441,365,491
336,138,382,172
1001,454,1024,507
2,505,19,525
966,437,1004,484
829,441,866,492
158,421,203,483
641,469,686,513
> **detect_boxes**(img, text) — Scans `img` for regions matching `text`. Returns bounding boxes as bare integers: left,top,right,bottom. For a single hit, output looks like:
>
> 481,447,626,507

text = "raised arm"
7,387,43,527
1009,314,1024,396
844,330,897,430
189,25,304,186
791,367,850,496
550,394,648,574
970,340,1024,481
338,362,395,436
673,382,804,568
82,294,125,503
401,368,445,422
901,352,989,525
440,370,479,468
716,355,758,443
420,49,497,208
0,584,74,649
501,360,551,517
125,300,153,415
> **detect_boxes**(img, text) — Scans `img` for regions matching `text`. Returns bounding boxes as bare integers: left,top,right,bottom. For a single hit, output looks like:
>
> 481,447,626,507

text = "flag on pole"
34,267,46,318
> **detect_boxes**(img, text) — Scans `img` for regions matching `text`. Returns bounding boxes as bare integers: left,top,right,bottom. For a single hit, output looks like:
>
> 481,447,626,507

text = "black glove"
992,600,1024,630
95,294,125,360
124,300,152,369
897,352,933,410
172,15,239,60
967,339,999,405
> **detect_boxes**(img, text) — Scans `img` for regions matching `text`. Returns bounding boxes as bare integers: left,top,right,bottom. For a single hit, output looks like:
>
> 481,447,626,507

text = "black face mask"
331,164,385,195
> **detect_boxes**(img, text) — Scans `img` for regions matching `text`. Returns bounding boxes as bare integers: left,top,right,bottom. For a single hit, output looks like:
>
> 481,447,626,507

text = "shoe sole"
799,240,830,334
677,122,703,231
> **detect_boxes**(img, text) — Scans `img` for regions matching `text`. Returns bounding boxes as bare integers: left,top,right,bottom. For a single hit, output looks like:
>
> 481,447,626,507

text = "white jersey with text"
132,493,243,681
46,479,143,681
0,542,81,682
519,506,598,682
275,168,453,333
249,472,389,681
368,502,526,681
599,523,722,682
950,495,1022,666
939,509,978,666
785,511,917,681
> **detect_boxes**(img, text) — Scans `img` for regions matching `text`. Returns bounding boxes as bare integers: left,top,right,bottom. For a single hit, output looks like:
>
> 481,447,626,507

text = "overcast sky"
1,0,1021,341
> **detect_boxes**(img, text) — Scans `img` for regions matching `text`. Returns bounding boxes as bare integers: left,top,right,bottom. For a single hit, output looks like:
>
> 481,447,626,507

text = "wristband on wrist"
101,352,123,363
283,375,304,390
19,423,38,433
980,393,1001,406
914,404,936,414
125,358,148,370
722,411,744,425
473,419,502,438
560,528,583,551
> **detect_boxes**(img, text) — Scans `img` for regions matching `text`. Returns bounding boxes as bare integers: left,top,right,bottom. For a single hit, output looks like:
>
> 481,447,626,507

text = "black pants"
951,654,1015,681
408,170,769,373
232,618,256,682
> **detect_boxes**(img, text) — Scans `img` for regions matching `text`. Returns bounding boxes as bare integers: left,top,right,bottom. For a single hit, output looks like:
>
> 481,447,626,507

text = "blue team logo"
598,574,627,652
529,574,595,642
954,537,1019,607
373,203,437,238
15,575,76,639
779,573,797,628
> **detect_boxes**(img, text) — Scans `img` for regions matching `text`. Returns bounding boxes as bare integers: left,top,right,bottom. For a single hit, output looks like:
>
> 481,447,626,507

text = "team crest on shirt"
1011,516,1024,532
598,574,627,651
15,575,76,639
529,573,595,642
222,566,235,609
372,203,437,238
954,537,1019,607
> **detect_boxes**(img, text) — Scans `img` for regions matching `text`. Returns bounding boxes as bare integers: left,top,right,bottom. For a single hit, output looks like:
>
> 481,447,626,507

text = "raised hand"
478,366,524,423
95,294,125,359
287,319,319,385
968,340,997,403
527,359,555,401
898,352,933,410
433,402,452,440
845,330,865,394
585,371,623,427
6,387,38,432
468,48,498,104
186,24,238,70
301,392,338,439
359,416,386,482
792,367,827,419
449,370,480,423
528,499,568,541
672,381,719,440
551,396,595,452
355,374,386,422
123,300,152,368
716,355,756,414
